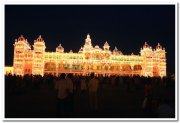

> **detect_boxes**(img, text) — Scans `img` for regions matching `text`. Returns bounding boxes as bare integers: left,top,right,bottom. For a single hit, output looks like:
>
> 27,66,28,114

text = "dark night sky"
5,5,175,74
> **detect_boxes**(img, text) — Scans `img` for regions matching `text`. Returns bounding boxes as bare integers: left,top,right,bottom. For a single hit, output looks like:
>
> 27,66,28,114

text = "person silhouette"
55,73,68,117
88,73,99,111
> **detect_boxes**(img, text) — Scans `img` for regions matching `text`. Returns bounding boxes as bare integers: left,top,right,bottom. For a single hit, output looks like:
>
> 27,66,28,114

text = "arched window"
134,65,142,70
44,62,56,71
122,64,131,71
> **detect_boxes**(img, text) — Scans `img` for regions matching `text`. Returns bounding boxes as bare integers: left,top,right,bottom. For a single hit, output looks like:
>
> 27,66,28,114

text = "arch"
85,53,91,59
57,63,62,70
153,66,159,76
134,65,142,70
104,66,109,70
121,64,131,71
110,66,114,70
44,62,56,71
72,64,79,70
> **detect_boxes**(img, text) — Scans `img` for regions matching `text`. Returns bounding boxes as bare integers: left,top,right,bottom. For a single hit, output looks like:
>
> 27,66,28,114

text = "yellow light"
6,35,167,77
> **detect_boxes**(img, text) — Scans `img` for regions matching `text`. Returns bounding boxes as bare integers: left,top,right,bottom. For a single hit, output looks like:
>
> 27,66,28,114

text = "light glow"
5,34,166,77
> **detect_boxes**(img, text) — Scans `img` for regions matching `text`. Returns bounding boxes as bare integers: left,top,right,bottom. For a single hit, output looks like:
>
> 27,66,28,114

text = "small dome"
113,46,122,55
18,35,25,41
143,42,150,48
156,43,162,50
69,50,73,53
95,45,100,49
35,35,44,42
94,45,102,51
103,41,110,50
56,44,64,53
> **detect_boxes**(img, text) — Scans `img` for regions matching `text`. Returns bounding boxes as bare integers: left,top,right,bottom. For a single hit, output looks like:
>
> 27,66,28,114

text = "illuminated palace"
6,34,166,77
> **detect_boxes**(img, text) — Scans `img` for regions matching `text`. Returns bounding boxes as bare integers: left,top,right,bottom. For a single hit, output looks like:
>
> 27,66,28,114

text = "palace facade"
6,34,166,77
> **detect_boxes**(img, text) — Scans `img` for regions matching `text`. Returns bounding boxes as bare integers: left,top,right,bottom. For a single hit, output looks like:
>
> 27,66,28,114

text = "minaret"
86,34,91,42
32,35,46,76
140,42,153,77
13,35,31,76
153,43,166,77
83,34,93,52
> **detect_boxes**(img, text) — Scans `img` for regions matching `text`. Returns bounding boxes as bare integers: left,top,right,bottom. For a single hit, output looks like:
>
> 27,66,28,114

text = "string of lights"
5,34,166,77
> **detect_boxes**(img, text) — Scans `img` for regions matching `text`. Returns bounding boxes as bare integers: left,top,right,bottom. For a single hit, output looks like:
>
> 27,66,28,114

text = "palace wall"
10,34,166,77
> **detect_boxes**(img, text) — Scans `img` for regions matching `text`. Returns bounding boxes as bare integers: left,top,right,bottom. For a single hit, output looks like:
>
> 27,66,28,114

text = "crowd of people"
5,73,175,118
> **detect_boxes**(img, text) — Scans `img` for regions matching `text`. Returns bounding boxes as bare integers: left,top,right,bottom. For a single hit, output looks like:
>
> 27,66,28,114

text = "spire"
79,46,83,53
84,33,92,51
104,41,109,46
57,43,63,48
87,33,90,39
143,42,150,48
156,42,162,50
56,43,64,53
113,46,119,55
103,41,110,50
36,35,44,42
113,46,119,51
85,33,91,41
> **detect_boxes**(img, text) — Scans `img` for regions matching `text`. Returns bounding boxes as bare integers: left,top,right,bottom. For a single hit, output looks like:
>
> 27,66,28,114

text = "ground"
5,81,175,118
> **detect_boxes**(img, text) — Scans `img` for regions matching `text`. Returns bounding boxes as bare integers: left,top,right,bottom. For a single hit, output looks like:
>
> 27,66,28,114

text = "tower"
153,43,166,77
103,41,110,51
32,35,46,76
83,34,93,52
56,44,64,53
13,35,31,76
140,42,153,77
103,41,111,60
